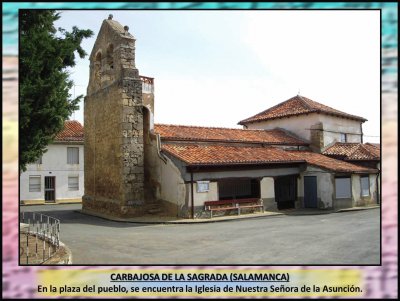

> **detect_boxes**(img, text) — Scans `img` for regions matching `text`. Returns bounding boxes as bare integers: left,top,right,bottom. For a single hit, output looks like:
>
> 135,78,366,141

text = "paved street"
20,204,380,265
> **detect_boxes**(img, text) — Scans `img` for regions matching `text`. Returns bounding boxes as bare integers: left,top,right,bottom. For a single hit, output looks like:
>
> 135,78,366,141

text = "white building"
20,120,84,205
238,95,367,151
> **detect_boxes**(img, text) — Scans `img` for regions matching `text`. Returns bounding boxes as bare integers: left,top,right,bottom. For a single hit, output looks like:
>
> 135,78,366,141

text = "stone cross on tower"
83,17,145,217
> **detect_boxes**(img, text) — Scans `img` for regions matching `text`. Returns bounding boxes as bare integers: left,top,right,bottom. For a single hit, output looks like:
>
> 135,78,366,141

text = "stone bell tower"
83,15,145,217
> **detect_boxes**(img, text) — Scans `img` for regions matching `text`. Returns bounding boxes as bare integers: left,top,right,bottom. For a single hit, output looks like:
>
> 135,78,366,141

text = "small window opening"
107,44,114,70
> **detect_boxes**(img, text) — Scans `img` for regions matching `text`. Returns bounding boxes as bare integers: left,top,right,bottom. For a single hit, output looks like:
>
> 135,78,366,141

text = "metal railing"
20,212,60,264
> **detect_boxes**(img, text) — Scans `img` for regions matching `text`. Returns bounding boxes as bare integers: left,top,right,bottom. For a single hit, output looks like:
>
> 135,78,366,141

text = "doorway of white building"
274,175,297,210
304,176,318,208
44,176,56,203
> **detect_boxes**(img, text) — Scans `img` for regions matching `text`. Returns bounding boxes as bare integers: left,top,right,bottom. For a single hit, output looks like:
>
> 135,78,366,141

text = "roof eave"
306,163,377,174
346,158,380,161
160,137,308,146
239,111,367,125
53,140,84,144
186,160,305,168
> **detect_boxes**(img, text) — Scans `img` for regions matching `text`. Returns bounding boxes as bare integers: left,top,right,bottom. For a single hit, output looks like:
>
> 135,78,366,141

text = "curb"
281,211,335,216
20,202,82,206
60,241,73,264
335,206,380,213
77,205,379,224
77,209,284,225
281,206,380,216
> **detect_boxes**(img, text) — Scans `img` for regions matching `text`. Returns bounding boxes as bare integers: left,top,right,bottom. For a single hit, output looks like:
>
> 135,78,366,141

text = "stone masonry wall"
310,122,324,152
83,18,145,217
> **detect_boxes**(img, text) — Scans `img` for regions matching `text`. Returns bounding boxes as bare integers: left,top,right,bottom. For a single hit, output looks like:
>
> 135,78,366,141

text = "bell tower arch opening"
106,44,114,70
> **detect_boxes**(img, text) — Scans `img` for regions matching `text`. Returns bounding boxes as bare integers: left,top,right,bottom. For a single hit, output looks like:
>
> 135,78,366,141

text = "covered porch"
184,163,303,217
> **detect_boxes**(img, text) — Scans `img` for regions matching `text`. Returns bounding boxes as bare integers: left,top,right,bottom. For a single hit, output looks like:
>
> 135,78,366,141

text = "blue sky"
55,10,380,142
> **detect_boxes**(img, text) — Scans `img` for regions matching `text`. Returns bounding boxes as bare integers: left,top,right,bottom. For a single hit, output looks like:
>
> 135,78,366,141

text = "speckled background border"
2,2,397,298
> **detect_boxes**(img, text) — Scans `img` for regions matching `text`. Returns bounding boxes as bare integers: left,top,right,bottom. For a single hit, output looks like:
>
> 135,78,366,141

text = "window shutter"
68,176,79,191
29,176,41,192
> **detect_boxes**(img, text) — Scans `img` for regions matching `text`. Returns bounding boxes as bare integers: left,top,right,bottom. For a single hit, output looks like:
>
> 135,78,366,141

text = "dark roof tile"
162,143,377,174
54,120,84,142
323,142,380,161
162,144,303,166
155,124,308,145
239,95,367,124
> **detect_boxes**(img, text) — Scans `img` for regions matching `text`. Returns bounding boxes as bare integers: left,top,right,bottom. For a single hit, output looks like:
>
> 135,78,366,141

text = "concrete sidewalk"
278,205,380,216
78,205,379,224
336,205,380,213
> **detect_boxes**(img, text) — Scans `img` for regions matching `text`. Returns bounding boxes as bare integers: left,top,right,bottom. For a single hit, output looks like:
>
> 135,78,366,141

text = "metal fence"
20,212,60,264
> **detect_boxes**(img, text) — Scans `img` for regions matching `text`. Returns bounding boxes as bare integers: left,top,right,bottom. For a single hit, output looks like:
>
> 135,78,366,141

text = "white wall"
351,174,361,206
319,115,362,146
20,143,84,202
245,113,363,148
186,182,218,207
260,177,276,210
187,178,276,207
300,166,334,208
245,113,320,141
369,174,378,203
352,173,378,206
260,177,274,198
158,156,186,208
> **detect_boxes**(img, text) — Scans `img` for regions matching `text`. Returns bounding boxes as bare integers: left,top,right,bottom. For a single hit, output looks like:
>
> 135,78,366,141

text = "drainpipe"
191,171,195,219
376,172,379,204
360,124,363,143
155,134,167,163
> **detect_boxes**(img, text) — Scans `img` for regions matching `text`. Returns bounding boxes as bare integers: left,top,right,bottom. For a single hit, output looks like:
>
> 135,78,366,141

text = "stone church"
82,17,379,219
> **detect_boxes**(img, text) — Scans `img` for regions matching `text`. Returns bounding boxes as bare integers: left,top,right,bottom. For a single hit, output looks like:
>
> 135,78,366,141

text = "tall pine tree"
20,10,93,171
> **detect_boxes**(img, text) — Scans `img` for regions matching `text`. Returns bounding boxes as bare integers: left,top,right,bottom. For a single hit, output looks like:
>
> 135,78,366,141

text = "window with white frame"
340,133,347,142
197,181,210,193
68,176,79,191
335,177,351,198
360,176,370,197
67,147,79,164
29,176,41,192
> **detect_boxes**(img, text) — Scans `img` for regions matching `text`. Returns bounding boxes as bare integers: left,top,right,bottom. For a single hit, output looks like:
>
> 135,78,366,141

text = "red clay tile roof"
364,143,381,158
54,120,84,142
287,151,378,173
366,142,380,148
322,142,380,161
162,143,377,174
162,144,304,166
154,124,308,145
238,95,367,125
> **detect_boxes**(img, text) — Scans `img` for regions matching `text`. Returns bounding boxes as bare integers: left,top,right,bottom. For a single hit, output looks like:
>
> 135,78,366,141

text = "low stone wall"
263,198,277,211
82,195,182,219
82,195,147,218
158,199,180,217
43,242,72,265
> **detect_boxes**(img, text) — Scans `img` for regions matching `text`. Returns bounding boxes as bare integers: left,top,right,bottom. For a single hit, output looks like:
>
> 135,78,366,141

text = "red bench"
204,198,264,218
